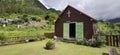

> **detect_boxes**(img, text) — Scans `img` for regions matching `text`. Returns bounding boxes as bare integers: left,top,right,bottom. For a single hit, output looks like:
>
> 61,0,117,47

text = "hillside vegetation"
97,21,120,35
0,0,59,40
0,0,60,18
0,0,44,16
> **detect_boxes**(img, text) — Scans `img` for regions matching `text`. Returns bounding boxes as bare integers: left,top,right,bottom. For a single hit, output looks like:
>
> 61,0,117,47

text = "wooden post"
106,35,109,45
116,36,119,47
113,35,115,46
105,35,120,47
110,35,112,46
118,35,120,46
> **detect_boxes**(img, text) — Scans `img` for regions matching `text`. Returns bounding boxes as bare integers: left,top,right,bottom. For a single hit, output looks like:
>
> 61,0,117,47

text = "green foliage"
21,14,29,22
44,25,54,31
0,0,48,17
44,13,58,23
0,0,60,19
0,24,17,31
88,37,106,47
0,33,6,41
6,25,17,31
13,19,24,24
76,36,106,47
45,15,49,20
76,39,88,45
30,16,41,22
8,14,42,24
46,40,55,46
97,22,120,35
0,24,54,38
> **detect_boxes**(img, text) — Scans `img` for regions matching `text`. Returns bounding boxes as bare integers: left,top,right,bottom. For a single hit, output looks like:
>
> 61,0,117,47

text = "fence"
105,35,120,47
44,33,54,38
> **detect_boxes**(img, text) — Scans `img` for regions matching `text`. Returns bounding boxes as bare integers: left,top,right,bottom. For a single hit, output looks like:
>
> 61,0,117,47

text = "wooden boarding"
106,35,120,47
44,33,54,38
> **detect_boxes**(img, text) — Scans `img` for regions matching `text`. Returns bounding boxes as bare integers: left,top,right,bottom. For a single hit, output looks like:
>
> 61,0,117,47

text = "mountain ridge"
106,18,120,23
0,0,60,17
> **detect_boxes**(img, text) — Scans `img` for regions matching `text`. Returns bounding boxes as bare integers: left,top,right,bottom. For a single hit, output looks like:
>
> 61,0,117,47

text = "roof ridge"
67,5,97,22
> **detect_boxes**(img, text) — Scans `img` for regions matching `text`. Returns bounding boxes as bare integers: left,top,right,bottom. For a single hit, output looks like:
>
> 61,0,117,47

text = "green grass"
0,30,53,38
0,39,119,55
0,24,54,38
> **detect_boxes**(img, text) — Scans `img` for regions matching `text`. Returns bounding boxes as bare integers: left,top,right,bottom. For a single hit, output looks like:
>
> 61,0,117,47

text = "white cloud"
39,0,120,20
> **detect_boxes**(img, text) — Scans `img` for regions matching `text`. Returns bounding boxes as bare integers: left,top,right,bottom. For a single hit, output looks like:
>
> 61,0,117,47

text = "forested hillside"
97,21,120,35
0,0,56,18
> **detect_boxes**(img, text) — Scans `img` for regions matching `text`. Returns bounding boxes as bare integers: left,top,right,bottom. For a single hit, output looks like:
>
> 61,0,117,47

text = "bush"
46,40,54,46
76,39,88,45
21,14,29,22
76,36,106,47
30,17,41,22
0,33,6,41
44,15,49,20
95,36,106,47
88,38,98,47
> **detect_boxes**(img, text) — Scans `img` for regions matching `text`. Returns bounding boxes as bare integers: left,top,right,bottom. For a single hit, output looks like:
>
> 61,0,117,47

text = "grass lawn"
0,39,119,55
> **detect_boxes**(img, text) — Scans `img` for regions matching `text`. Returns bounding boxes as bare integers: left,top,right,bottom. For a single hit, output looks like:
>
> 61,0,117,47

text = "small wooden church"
55,5,97,41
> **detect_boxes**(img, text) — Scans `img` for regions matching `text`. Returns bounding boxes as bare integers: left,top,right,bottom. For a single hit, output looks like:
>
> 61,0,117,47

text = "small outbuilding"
55,5,97,41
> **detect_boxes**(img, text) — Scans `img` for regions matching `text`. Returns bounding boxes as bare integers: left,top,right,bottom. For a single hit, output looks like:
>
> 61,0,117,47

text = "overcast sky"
39,0,120,21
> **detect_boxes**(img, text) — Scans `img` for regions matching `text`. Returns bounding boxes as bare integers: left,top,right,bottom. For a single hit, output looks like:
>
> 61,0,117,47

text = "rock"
109,48,118,55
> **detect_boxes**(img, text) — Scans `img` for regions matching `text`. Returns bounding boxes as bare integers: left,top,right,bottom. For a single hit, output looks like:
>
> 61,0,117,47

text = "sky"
39,0,120,21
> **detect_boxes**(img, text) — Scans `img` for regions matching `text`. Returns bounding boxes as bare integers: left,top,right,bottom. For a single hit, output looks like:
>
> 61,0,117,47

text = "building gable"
55,5,97,39
55,5,97,23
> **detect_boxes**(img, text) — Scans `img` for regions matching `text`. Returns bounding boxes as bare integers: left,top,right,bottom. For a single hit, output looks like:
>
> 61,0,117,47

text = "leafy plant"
76,39,88,45
46,40,55,46
0,33,6,41
45,40,55,49
76,36,106,47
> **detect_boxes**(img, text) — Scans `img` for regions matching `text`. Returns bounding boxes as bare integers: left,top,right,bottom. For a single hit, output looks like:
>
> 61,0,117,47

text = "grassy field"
0,39,119,55
0,24,54,38
0,30,53,38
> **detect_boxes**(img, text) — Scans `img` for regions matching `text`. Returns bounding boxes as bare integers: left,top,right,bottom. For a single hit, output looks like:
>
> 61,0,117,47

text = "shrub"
46,40,55,46
45,15,49,20
45,40,55,49
76,39,88,45
88,38,97,47
0,33,6,41
21,14,29,22
95,36,106,47
76,36,106,47
30,17,41,22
